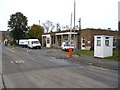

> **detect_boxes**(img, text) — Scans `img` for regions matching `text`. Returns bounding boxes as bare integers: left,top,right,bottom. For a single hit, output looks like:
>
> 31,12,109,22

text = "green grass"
104,50,120,62
73,50,94,56
73,49,120,62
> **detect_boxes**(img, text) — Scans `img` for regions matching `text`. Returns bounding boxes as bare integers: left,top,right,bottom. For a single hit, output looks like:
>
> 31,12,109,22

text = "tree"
28,24,44,42
8,12,29,41
43,20,55,33
62,25,70,30
56,23,61,31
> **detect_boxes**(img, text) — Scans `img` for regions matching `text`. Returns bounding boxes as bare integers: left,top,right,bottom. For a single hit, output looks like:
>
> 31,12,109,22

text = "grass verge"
73,49,120,62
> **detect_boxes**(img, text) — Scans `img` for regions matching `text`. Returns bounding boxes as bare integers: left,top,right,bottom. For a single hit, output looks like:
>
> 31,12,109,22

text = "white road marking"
19,60,21,63
11,60,24,64
15,61,18,63
80,66,84,68
21,60,24,63
11,61,14,64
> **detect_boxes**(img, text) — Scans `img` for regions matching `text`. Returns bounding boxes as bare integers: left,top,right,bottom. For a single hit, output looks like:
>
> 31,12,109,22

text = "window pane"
97,37,101,39
82,40,85,43
97,40,101,46
105,40,109,46
82,45,85,47
105,37,109,39
47,38,50,44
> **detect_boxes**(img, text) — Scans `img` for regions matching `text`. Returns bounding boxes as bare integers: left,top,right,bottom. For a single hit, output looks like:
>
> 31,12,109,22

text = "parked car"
61,41,75,51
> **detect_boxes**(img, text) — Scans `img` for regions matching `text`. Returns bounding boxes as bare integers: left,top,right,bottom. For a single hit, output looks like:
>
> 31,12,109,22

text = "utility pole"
39,20,40,26
78,18,81,56
78,18,81,31
68,13,73,57
73,0,76,51
70,13,72,45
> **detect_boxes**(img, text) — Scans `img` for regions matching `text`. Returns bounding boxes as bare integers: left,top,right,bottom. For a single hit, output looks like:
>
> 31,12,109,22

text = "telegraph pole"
73,0,76,51
68,13,73,57
70,13,72,45
78,18,81,56
78,18,81,31
39,20,40,26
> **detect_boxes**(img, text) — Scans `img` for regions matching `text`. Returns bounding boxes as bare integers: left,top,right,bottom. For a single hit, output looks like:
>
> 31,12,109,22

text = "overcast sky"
0,0,119,31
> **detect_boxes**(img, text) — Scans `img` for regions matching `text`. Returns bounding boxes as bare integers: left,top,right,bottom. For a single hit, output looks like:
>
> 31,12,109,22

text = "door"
81,37,86,50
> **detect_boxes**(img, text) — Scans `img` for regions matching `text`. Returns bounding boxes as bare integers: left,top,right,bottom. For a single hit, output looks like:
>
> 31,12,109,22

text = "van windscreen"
32,41,39,44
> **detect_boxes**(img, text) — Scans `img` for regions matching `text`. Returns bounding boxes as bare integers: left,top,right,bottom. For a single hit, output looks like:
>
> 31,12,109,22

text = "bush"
10,40,18,46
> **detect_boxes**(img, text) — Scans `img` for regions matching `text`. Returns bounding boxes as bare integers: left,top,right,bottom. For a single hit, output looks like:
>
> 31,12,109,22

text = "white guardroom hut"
94,35,113,58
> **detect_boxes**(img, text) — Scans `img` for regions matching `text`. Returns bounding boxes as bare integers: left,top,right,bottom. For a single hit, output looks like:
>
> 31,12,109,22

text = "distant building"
0,31,10,43
42,29,120,50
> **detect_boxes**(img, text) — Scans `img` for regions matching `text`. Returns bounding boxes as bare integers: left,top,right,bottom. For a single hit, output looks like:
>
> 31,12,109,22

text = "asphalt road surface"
1,46,118,88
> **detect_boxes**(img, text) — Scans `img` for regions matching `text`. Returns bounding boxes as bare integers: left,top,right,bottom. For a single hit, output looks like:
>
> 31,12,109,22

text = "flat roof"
0,31,10,34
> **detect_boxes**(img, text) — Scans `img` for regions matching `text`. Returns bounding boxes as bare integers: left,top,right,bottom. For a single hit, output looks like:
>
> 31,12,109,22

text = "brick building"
79,29,119,50
42,29,119,50
0,31,10,43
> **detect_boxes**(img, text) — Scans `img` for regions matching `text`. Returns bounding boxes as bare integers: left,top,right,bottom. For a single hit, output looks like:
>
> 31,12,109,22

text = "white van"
19,39,28,48
28,39,41,49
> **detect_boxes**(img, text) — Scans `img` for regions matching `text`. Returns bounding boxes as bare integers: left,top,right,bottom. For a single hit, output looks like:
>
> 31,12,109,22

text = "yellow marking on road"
11,48,16,50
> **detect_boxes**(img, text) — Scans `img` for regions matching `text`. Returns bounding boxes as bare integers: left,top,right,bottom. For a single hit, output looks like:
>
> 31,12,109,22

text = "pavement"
0,74,5,89
0,44,2,89
0,75,2,89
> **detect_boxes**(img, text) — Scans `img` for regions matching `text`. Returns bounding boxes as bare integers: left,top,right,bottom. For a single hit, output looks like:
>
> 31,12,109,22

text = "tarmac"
66,55,119,70
39,48,119,70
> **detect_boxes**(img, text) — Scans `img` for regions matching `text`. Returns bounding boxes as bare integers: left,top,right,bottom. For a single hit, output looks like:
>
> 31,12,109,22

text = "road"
1,46,118,88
